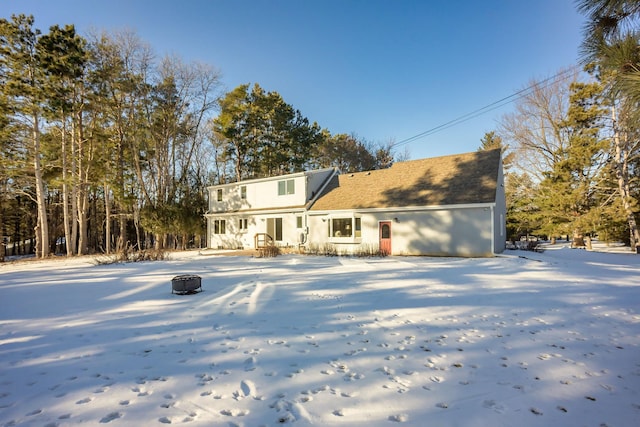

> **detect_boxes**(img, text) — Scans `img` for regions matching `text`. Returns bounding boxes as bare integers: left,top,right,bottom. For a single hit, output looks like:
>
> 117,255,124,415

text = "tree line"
492,0,639,251
0,14,397,259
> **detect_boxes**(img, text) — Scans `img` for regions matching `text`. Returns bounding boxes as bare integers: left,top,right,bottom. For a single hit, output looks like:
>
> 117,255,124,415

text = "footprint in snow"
483,400,506,414
234,379,256,399
244,356,258,371
389,413,408,422
221,408,249,416
99,411,122,423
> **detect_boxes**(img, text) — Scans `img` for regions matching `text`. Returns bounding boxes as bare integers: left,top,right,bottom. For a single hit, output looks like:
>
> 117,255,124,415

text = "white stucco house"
205,149,506,257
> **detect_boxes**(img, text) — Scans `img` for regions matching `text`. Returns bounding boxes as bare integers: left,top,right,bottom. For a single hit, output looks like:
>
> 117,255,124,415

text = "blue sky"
3,0,586,160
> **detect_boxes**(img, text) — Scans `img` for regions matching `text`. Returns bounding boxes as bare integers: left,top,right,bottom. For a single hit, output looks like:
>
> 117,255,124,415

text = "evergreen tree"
578,0,640,103
479,131,514,169
213,83,322,181
0,14,50,257
312,133,377,173
38,23,89,255
577,0,640,250
534,80,608,241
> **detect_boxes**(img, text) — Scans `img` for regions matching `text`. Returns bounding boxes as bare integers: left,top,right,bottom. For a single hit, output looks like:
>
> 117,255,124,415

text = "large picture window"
332,218,352,237
329,216,361,239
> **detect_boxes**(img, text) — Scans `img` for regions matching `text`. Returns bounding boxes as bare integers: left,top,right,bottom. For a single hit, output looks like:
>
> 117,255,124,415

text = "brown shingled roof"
310,149,501,211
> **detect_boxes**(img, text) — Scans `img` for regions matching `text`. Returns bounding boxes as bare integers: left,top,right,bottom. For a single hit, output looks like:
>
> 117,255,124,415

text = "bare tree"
499,69,580,180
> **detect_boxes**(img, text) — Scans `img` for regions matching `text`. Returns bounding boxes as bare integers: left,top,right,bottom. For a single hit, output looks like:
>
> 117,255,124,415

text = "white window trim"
213,219,226,235
277,179,295,196
238,218,249,233
328,214,362,243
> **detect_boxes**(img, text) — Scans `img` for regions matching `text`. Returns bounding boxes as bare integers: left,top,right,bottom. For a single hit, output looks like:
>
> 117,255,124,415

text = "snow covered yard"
1,245,639,427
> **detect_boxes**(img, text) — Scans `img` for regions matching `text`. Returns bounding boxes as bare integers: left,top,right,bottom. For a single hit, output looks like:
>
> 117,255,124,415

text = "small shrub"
256,245,280,258
96,246,168,264
304,243,388,257
305,243,337,256
130,248,168,261
352,243,387,257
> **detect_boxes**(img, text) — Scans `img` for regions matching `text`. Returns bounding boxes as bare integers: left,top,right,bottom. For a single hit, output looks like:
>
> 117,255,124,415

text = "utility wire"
391,65,581,149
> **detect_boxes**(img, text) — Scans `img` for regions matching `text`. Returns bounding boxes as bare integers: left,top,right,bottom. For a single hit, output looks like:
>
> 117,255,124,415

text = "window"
332,218,352,237
328,216,361,239
277,179,295,195
241,186,247,200
296,216,303,229
217,189,223,202
213,219,226,234
239,218,248,231
381,223,390,238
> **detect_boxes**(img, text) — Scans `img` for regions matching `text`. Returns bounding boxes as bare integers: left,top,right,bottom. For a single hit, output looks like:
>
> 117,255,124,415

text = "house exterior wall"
208,211,305,249
208,173,309,214
307,205,497,257
206,168,336,250
492,158,507,253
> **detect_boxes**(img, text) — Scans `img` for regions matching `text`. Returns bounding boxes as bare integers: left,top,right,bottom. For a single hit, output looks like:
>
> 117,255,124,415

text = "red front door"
379,221,392,255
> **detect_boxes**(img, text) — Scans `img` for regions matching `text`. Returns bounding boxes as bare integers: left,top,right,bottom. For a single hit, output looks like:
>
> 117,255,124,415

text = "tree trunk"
133,204,142,250
61,118,73,256
77,188,89,255
33,114,49,258
612,105,640,252
76,108,90,255
104,182,112,254
0,204,5,262
117,214,126,253
70,110,79,255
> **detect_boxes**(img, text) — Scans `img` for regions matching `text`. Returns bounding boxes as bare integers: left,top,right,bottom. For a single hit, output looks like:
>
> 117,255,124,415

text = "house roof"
309,149,502,211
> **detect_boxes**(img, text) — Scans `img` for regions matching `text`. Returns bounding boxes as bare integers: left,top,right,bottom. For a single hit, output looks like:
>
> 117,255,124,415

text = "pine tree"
534,80,607,243
0,14,50,257
577,0,640,251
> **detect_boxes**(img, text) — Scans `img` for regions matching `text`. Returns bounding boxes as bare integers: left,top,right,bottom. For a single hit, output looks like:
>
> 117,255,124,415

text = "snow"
1,243,639,427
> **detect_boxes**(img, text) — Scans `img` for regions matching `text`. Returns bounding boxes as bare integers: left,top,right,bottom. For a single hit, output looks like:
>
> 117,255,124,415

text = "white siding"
209,175,307,213
493,158,507,253
208,212,305,250
307,206,496,257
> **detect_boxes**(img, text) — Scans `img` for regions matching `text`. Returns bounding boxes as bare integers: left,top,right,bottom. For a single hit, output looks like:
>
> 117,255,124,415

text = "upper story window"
277,179,295,196
240,186,247,199
217,188,223,202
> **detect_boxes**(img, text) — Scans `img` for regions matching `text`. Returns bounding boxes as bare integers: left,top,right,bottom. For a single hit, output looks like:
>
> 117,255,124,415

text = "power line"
391,65,581,149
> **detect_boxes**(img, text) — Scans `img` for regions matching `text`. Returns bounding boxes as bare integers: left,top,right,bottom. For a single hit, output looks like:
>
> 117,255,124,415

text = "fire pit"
171,274,202,294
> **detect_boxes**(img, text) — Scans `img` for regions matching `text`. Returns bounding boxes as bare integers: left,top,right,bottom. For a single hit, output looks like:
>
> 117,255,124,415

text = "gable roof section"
309,149,501,211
